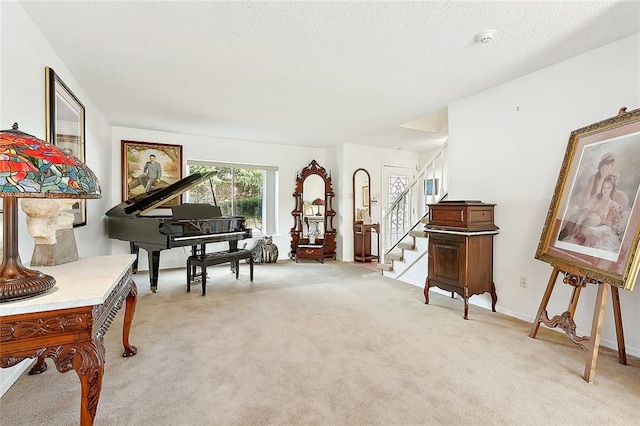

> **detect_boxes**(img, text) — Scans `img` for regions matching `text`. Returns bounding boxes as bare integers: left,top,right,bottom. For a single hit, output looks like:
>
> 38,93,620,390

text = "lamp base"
1,197,56,302
0,270,56,302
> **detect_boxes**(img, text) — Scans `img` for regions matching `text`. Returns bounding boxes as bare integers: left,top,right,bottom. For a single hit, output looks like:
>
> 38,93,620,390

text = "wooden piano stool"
187,249,254,296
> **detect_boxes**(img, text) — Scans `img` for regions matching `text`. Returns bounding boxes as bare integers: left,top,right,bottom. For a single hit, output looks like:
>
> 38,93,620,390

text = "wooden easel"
529,266,627,383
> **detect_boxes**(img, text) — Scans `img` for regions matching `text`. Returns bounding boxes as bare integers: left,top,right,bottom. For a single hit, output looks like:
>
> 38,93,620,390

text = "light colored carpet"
1,260,639,425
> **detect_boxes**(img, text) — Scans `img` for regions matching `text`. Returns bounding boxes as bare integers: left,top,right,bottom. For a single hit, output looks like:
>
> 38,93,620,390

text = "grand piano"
106,171,252,292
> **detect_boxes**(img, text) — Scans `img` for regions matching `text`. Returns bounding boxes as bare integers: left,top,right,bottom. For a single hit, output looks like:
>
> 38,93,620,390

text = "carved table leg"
583,283,609,383
122,281,138,357
51,338,105,426
78,340,104,426
423,280,430,304
28,353,48,375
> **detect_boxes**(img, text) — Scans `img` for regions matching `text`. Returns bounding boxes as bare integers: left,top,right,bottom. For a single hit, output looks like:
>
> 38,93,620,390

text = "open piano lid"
124,171,216,216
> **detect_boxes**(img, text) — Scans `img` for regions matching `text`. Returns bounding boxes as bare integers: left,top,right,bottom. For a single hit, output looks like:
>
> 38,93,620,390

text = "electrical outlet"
520,275,528,288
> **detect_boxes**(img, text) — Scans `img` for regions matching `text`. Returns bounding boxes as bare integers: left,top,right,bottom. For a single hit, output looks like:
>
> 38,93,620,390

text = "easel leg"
610,286,627,365
529,267,560,338
583,283,609,383
531,267,628,382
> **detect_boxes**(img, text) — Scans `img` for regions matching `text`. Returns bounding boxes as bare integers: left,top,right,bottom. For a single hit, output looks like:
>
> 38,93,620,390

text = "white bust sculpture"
22,199,76,244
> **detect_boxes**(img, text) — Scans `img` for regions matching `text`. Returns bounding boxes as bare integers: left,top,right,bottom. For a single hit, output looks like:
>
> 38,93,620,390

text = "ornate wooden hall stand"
0,255,138,425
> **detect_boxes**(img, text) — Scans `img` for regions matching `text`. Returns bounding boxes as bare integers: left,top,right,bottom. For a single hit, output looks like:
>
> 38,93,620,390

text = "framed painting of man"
121,140,183,207
536,108,640,290
45,67,87,226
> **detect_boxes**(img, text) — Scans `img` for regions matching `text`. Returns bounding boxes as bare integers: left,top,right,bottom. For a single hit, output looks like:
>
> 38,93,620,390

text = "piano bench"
187,249,254,296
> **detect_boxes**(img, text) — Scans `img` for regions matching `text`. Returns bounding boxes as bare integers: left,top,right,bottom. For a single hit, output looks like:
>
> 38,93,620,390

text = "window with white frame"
187,160,278,236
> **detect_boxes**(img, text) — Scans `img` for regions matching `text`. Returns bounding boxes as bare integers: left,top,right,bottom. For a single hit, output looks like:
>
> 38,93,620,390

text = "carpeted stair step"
385,252,404,261
397,242,415,251
376,262,393,272
409,229,427,238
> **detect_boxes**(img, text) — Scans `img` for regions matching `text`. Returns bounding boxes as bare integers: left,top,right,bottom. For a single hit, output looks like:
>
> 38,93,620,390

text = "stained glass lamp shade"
0,123,101,301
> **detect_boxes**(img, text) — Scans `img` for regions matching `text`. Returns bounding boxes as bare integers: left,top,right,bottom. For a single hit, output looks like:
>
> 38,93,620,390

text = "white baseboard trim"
398,279,640,358
498,306,640,358
396,276,423,287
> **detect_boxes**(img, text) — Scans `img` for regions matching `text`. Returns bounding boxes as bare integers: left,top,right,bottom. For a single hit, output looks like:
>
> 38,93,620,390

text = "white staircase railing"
381,143,448,258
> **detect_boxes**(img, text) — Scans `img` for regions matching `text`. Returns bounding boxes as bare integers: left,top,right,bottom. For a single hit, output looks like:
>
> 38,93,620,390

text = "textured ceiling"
18,1,640,151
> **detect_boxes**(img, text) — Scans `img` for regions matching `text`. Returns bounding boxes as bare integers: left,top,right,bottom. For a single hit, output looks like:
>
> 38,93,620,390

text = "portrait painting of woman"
555,134,640,263
559,175,626,254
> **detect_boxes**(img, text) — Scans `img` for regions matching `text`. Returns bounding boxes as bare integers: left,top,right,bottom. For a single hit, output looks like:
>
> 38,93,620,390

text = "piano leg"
147,250,161,293
130,242,140,273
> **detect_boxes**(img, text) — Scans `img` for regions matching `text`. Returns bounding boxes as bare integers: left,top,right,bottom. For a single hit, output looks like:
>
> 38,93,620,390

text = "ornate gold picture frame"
536,108,640,290
121,140,183,206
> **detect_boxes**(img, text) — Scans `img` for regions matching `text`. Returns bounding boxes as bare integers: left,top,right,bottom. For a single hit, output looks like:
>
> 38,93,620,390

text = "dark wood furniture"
290,160,336,262
106,171,251,292
295,244,326,263
187,249,254,296
424,201,498,319
0,255,138,425
354,222,379,262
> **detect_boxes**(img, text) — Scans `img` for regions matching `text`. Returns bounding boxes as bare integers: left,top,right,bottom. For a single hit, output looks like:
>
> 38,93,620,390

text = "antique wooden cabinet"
427,200,496,231
424,201,498,319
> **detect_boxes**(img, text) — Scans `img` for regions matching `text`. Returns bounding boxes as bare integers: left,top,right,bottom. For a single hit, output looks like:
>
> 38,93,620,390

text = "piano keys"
106,171,252,292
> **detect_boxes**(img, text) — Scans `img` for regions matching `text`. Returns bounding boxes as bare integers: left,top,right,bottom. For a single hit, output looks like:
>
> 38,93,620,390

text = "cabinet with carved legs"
424,201,498,319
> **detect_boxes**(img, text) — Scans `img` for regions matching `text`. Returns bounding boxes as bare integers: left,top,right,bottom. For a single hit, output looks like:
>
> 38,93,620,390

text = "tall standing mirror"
302,174,325,242
353,168,379,262
290,160,336,263
353,168,371,223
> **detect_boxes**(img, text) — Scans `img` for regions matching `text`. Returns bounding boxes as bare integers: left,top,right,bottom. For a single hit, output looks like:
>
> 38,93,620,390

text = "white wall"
1,2,113,259
1,1,113,395
111,127,326,269
448,33,640,356
3,0,638,395
418,146,442,167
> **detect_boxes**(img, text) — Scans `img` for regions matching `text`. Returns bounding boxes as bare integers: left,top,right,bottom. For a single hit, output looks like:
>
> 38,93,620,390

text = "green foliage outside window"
188,164,263,231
